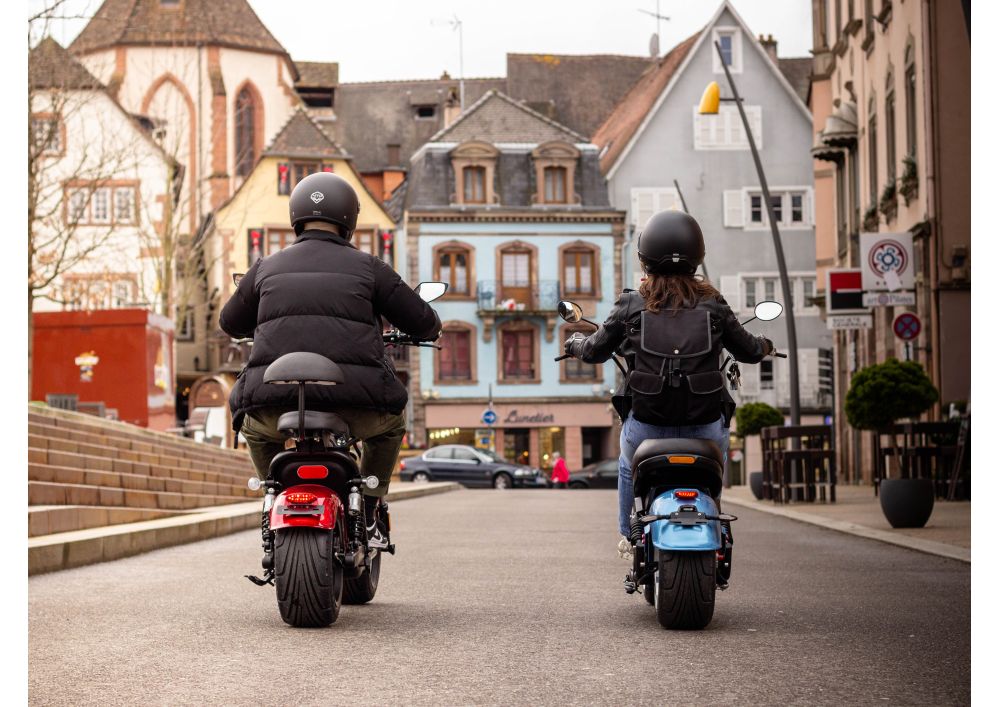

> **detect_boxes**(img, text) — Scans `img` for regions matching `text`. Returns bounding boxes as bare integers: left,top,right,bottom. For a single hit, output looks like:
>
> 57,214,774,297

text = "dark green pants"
241,407,406,497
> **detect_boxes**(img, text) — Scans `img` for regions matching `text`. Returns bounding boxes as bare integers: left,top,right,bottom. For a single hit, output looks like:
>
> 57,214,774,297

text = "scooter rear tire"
274,528,343,628
654,550,716,630
343,551,381,604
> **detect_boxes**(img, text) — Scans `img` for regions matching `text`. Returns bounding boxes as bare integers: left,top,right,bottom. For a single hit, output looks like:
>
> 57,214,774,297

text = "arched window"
433,241,474,297
498,321,538,383
561,243,600,297
462,166,486,203
234,86,257,177
560,324,601,382
497,242,536,307
435,321,477,384
867,95,878,205
885,70,896,181
543,166,567,203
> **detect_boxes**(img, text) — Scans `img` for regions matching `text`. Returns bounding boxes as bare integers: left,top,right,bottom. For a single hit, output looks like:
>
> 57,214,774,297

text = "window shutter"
807,188,815,226
654,188,681,212
719,275,741,311
723,190,744,228
748,106,763,147
740,363,760,396
631,188,656,228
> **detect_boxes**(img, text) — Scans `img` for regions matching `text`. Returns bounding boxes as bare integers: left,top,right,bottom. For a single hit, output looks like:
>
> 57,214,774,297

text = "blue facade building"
400,91,625,472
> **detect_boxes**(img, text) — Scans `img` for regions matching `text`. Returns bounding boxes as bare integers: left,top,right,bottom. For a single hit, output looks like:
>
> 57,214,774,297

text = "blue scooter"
556,299,784,629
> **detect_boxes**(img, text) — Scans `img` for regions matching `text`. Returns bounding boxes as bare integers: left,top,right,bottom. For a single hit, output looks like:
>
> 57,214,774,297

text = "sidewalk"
723,483,970,563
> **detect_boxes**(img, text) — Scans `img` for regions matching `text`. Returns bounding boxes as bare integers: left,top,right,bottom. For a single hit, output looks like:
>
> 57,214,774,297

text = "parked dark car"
567,459,619,489
399,445,547,489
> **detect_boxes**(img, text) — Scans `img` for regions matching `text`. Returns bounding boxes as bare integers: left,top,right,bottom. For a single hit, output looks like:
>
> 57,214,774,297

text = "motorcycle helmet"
289,172,360,237
636,210,705,275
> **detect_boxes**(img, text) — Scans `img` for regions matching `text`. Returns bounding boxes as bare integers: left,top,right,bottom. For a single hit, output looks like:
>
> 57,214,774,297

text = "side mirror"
558,300,583,323
415,281,448,302
233,273,244,287
754,301,783,321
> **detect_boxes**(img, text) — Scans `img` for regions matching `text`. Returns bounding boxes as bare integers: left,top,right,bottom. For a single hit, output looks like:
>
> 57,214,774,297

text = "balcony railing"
476,280,561,314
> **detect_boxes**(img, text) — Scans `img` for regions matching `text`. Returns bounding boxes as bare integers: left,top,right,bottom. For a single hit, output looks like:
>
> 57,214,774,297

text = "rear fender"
269,484,343,531
647,489,721,551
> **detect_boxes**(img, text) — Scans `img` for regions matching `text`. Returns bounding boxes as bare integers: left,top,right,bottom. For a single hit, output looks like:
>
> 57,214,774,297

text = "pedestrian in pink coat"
551,452,569,489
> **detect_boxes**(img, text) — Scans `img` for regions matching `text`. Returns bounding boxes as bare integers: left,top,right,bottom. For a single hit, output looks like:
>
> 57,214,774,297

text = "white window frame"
712,27,743,74
741,187,814,230
91,187,111,224
629,187,682,229
114,187,136,225
693,105,761,151
738,271,820,316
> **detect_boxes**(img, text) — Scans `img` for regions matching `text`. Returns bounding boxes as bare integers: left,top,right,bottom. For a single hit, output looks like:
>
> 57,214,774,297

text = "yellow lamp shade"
699,81,721,115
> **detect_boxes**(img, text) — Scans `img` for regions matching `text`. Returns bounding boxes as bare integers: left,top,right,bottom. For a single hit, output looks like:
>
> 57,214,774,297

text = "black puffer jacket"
220,229,441,428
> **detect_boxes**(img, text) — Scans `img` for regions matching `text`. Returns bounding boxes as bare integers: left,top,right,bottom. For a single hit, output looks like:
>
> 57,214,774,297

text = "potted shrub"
735,402,785,500
899,154,919,204
862,204,880,232
845,358,939,527
879,180,898,222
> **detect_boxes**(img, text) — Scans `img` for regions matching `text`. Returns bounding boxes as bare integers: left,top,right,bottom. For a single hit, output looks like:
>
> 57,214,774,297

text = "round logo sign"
481,409,497,426
893,312,922,341
868,239,909,278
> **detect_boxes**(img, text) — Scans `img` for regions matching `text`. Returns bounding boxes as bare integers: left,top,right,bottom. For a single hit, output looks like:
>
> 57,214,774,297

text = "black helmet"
636,210,705,275
289,172,360,237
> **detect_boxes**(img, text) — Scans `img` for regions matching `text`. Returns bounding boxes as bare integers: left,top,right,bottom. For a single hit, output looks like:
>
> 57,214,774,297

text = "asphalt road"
29,489,970,706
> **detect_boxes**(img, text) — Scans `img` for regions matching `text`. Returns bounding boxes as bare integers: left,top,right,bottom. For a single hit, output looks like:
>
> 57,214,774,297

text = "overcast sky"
34,0,814,83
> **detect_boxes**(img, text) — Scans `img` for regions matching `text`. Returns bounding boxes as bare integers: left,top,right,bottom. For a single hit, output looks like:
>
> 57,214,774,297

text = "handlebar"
383,329,441,350
553,353,572,362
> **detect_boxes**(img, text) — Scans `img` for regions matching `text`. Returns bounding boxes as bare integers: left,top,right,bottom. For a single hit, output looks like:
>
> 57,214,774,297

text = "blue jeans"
617,413,729,536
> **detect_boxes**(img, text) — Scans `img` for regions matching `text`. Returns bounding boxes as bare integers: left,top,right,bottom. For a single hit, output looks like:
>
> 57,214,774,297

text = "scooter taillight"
674,490,699,500
286,492,317,505
400,460,406,471
297,465,328,479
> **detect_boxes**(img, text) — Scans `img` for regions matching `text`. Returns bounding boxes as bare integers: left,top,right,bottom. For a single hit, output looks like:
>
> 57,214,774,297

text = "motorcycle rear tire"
343,550,381,604
274,528,343,628
654,550,716,630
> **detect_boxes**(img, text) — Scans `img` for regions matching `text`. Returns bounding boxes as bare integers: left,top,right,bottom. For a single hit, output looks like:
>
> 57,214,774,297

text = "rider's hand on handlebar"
761,337,776,357
564,332,586,357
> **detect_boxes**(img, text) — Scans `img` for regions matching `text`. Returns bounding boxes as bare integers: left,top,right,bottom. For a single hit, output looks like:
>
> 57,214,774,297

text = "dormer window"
712,27,742,74
450,141,499,206
414,104,436,119
531,141,580,205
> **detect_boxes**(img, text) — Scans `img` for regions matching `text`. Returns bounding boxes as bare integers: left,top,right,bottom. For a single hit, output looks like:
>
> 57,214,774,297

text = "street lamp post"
700,41,801,425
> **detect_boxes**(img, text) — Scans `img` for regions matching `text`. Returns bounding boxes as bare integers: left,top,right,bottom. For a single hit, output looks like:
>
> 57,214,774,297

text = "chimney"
759,33,779,65
443,85,462,127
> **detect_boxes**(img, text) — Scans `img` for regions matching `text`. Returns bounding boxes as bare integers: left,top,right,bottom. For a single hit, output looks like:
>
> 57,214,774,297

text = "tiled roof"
506,53,654,137
591,30,701,174
263,109,348,160
778,57,813,105
69,0,290,58
329,77,506,173
430,90,587,144
295,61,339,87
30,37,105,90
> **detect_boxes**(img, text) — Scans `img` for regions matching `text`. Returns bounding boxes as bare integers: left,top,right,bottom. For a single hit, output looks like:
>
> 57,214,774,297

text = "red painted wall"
31,309,176,429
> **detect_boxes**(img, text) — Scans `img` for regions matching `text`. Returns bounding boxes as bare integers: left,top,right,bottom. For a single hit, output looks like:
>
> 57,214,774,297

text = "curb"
723,494,970,564
28,482,461,576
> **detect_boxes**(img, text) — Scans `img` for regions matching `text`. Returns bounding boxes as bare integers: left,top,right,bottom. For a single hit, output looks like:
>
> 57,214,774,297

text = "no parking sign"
893,313,921,341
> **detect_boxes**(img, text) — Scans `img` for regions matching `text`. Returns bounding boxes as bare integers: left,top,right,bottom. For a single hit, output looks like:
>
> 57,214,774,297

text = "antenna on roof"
638,1,670,57
431,14,465,110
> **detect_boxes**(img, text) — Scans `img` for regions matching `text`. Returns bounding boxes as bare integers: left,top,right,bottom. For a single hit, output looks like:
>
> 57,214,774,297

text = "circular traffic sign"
893,312,921,341
481,409,497,426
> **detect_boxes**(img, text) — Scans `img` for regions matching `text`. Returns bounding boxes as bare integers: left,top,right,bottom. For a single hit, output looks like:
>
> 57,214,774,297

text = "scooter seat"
276,410,351,436
632,438,724,469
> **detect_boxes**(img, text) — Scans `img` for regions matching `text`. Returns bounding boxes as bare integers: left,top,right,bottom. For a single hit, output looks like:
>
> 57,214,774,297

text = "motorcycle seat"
264,352,344,385
632,438,724,469
277,410,351,436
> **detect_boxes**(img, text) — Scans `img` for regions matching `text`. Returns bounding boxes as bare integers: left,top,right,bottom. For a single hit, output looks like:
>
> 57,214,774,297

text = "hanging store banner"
861,232,915,291
826,269,867,313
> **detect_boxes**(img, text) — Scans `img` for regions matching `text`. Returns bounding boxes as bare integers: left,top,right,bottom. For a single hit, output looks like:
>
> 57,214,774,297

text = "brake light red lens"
297,465,328,479
674,490,698,500
286,492,317,505
399,460,406,471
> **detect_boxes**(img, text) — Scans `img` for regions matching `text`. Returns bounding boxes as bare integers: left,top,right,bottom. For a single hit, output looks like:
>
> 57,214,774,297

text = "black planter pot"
748,471,764,500
879,478,935,528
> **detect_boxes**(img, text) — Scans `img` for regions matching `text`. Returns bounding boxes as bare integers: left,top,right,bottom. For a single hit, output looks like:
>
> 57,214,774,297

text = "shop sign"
826,269,867,314
502,409,556,425
862,291,916,307
74,351,99,382
861,232,914,291
826,314,873,330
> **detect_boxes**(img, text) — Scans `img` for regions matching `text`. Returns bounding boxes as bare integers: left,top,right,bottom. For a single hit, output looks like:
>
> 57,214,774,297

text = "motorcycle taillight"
286,492,317,505
297,465,328,479
674,490,698,500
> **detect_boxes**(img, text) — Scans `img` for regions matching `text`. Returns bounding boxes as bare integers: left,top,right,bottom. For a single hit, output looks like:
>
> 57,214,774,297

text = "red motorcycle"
243,282,447,627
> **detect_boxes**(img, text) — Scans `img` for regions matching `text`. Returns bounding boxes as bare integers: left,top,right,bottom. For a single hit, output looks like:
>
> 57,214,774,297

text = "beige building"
809,0,969,482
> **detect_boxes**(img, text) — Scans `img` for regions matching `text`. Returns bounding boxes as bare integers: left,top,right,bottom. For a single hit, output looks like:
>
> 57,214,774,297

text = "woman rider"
562,210,774,558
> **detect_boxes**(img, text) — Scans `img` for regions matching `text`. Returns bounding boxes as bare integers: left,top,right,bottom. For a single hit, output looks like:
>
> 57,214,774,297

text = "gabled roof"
428,90,587,145
593,0,814,178
70,0,292,66
295,61,339,87
506,53,654,137
263,108,349,160
29,37,105,90
591,31,700,174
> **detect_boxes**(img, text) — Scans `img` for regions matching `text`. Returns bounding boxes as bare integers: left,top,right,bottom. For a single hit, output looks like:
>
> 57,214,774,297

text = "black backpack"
625,305,726,427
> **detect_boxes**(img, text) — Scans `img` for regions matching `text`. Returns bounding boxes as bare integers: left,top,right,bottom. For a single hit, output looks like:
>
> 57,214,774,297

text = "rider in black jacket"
563,210,773,559
220,172,441,547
